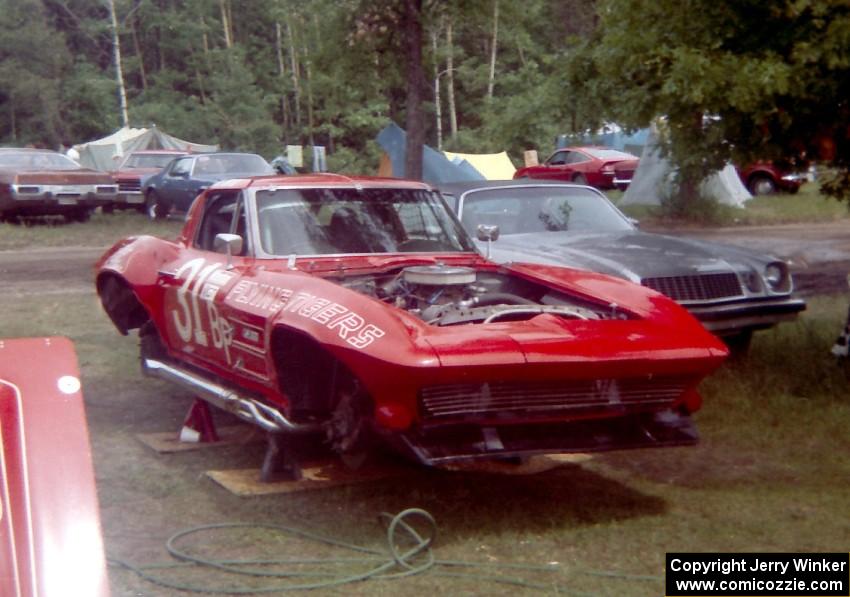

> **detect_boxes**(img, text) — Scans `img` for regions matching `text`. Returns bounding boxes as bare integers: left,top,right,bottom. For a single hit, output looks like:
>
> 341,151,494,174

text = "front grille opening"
642,273,743,302
419,376,691,422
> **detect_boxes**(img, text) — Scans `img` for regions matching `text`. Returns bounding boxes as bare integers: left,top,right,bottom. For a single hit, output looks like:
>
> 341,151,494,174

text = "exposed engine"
338,264,619,326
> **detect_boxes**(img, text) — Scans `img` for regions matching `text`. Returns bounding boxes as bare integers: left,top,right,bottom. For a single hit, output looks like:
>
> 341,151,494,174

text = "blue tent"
376,123,485,184
556,127,650,155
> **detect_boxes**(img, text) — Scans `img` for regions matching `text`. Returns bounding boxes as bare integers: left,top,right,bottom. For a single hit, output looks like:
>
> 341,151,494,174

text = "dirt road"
0,220,848,296
0,246,101,296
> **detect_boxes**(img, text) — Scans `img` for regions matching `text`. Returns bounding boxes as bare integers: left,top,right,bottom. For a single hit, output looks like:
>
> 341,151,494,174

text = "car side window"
195,191,248,255
170,158,192,177
565,152,590,165
547,151,568,166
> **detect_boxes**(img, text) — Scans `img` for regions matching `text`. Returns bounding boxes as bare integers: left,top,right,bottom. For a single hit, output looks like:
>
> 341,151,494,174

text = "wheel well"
270,326,364,418
96,273,150,335
748,171,775,185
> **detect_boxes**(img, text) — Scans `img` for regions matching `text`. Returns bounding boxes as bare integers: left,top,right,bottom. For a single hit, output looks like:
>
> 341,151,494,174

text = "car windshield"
255,187,476,255
0,152,80,171
460,186,633,234
120,153,182,169
582,148,637,160
194,154,274,176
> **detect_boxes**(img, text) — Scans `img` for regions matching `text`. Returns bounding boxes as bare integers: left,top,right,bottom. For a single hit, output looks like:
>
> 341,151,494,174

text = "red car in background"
514,146,640,190
108,149,187,212
737,161,807,196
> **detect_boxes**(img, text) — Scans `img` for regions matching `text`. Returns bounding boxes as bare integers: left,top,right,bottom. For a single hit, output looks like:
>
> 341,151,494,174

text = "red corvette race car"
0,337,108,596
96,175,727,472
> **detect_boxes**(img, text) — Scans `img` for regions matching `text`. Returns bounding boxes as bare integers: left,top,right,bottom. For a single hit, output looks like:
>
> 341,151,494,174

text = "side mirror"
476,224,500,242
476,224,500,259
627,217,640,228
214,233,243,269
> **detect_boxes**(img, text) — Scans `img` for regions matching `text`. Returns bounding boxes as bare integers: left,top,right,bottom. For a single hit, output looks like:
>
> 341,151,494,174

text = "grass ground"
0,210,183,251
2,286,848,595
611,183,850,227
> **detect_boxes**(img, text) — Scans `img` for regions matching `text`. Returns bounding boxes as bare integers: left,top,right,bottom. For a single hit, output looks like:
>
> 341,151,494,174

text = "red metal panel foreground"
0,337,108,597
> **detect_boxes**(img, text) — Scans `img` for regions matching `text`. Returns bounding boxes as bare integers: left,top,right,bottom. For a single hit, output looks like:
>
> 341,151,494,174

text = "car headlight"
764,262,789,292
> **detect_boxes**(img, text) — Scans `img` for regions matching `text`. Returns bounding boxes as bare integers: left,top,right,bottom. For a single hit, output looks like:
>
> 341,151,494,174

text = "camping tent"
621,126,751,207
72,126,218,171
376,123,485,184
568,125,650,156
443,151,516,180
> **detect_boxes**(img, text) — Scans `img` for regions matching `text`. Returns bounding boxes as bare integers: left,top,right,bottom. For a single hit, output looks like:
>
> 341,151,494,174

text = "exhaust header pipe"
142,358,320,434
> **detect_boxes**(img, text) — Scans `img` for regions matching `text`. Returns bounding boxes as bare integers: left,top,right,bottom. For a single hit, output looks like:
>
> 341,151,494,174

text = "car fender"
504,262,713,334
0,337,108,597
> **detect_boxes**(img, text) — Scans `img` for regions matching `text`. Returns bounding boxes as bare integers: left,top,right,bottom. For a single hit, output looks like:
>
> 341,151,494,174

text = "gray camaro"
440,180,806,351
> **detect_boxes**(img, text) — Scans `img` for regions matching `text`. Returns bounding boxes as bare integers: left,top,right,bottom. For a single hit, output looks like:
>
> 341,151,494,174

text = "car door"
542,150,574,180
564,150,592,181
158,157,194,205
157,191,270,382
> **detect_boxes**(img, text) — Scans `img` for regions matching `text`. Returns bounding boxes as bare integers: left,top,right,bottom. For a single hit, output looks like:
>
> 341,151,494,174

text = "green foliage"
0,0,599,168
567,0,850,209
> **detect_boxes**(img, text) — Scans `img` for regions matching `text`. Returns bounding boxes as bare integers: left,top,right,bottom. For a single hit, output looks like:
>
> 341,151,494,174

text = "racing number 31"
171,257,233,361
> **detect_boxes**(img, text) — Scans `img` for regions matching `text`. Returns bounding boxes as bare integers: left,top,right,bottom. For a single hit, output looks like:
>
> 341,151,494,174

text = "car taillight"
601,163,615,173
14,185,41,194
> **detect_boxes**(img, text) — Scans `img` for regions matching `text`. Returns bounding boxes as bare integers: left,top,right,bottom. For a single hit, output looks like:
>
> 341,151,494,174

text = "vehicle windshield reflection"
0,152,80,171
461,187,633,234
255,187,476,255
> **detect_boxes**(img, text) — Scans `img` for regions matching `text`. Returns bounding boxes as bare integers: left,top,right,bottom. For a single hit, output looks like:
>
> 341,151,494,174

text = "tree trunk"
286,19,302,127
486,0,499,100
195,68,206,104
275,22,290,132
107,0,130,128
304,42,315,146
220,0,233,49
201,14,210,55
446,17,457,141
130,17,147,90
432,28,442,151
403,0,425,180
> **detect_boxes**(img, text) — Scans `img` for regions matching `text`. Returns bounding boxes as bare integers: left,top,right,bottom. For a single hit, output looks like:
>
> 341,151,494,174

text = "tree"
566,0,850,207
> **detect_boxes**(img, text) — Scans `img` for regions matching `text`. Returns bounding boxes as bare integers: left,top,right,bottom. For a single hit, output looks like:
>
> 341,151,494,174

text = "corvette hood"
485,231,768,283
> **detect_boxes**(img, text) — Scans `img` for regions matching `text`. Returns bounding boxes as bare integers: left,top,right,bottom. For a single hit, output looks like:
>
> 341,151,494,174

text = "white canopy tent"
621,126,751,207
72,126,218,171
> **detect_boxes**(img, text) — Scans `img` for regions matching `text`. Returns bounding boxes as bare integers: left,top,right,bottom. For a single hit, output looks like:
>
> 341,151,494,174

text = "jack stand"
179,399,220,443
260,433,302,482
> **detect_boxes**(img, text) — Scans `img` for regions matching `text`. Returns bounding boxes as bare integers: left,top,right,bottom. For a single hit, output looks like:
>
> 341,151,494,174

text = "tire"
723,330,753,358
145,191,169,220
572,173,588,185
139,320,167,361
748,175,776,196
102,203,115,214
